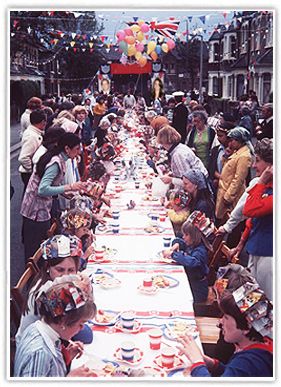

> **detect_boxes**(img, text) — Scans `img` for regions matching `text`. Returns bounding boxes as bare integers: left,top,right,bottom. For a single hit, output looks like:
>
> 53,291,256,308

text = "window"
263,73,271,102
230,36,236,58
214,43,219,62
237,74,245,98
213,76,219,95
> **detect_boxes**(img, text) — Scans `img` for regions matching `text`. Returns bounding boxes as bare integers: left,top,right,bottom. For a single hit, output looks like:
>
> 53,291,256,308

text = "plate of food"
90,270,114,284
102,361,131,377
155,251,174,264
144,226,165,234
153,354,185,371
100,277,122,289
92,309,120,326
142,195,159,201
115,320,142,333
152,275,179,289
163,321,199,341
137,284,159,295
114,348,144,366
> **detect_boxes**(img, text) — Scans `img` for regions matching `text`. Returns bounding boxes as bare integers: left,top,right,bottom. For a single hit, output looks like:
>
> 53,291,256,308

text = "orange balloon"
161,43,169,53
125,35,136,45
150,51,158,61
138,56,147,67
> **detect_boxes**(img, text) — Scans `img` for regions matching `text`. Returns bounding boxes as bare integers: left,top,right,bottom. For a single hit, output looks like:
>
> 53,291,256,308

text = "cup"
135,181,140,189
163,237,172,248
115,185,122,193
143,277,153,288
121,312,135,330
94,248,105,260
159,211,166,222
112,210,120,220
149,213,159,225
148,328,163,350
161,347,176,368
120,341,135,361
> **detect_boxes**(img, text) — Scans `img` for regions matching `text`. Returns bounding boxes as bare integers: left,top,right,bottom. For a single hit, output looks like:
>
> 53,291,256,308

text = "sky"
96,10,235,42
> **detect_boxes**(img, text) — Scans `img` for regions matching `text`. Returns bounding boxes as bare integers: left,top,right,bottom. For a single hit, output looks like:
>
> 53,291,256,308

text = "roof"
231,54,248,69
10,64,46,77
256,48,273,66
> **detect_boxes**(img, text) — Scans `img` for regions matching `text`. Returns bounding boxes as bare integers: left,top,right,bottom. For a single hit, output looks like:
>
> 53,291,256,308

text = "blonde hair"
72,105,88,117
157,125,181,146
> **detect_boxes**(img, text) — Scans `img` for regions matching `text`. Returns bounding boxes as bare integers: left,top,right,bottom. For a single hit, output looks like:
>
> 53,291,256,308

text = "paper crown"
70,194,94,212
41,234,82,260
186,211,215,238
61,208,93,230
215,264,273,338
38,281,88,318
168,190,192,209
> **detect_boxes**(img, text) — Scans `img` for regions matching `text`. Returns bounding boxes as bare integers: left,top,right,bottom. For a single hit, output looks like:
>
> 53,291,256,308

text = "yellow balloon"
161,43,169,53
138,56,147,67
135,51,142,60
147,41,156,55
150,51,158,61
131,24,141,33
136,31,144,42
138,19,145,26
127,45,137,56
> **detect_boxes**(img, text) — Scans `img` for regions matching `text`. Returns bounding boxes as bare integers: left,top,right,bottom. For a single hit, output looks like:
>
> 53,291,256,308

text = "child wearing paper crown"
165,189,191,236
14,276,97,377
176,263,273,377
163,219,209,302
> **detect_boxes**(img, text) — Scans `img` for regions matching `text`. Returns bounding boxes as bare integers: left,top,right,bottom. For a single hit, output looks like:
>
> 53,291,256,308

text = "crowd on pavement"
11,83,273,378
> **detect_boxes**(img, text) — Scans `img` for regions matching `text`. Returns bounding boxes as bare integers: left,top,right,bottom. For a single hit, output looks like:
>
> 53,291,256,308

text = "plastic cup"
159,211,166,222
148,328,163,350
161,347,176,368
135,181,140,189
94,248,105,260
143,277,153,288
121,312,135,330
120,341,135,361
115,185,122,193
163,237,172,248
112,210,120,220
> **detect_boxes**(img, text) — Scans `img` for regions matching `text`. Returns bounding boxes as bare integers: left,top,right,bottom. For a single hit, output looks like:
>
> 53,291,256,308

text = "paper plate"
153,354,185,371
114,348,144,366
152,275,179,289
115,319,142,333
144,226,165,234
155,251,174,264
90,270,114,284
92,309,120,326
100,277,122,289
163,322,199,341
142,366,167,377
137,284,159,295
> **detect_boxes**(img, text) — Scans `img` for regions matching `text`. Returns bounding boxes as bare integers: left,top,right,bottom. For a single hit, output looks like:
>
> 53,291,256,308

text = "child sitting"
165,189,191,236
163,220,209,302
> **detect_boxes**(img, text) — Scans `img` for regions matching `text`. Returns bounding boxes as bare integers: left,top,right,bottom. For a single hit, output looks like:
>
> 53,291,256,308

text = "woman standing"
21,133,86,261
187,110,216,168
215,127,252,223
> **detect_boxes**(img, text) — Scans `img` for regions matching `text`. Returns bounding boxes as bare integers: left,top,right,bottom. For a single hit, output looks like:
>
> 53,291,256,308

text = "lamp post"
190,33,204,103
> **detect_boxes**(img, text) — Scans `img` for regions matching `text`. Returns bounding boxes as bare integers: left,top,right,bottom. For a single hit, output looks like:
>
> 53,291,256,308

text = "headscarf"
227,126,255,155
183,170,207,190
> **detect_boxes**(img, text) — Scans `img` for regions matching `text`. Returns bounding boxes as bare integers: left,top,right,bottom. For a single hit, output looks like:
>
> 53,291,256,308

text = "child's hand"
162,249,173,259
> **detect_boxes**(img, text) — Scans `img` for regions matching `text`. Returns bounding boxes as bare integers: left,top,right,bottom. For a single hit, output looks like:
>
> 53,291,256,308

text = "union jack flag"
150,19,180,39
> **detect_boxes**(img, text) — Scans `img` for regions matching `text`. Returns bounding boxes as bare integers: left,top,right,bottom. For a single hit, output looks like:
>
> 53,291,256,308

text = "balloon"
130,24,140,33
135,51,142,60
138,56,147,67
138,19,145,26
147,41,156,55
127,44,137,56
136,31,144,42
116,30,126,41
141,23,150,33
125,35,136,45
136,42,144,52
167,39,176,50
155,44,162,54
150,51,158,61
124,28,134,36
119,41,128,55
161,43,169,53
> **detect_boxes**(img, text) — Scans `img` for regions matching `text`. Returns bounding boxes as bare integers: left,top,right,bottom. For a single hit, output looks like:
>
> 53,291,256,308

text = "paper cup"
163,237,172,248
121,312,135,330
159,211,166,222
112,211,120,220
112,223,120,234
94,248,105,260
143,277,153,288
148,328,163,350
120,341,135,361
135,181,140,189
161,347,176,368
115,185,122,193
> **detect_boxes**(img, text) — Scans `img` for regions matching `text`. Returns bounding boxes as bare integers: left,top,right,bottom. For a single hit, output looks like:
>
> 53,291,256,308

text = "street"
10,123,25,287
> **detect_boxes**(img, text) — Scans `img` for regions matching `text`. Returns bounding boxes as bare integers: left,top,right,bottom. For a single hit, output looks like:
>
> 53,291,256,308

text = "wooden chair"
27,247,42,273
11,262,37,315
208,240,239,272
47,220,57,237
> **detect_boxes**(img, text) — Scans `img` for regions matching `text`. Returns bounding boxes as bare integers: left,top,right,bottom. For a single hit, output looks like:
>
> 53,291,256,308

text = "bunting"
150,19,180,39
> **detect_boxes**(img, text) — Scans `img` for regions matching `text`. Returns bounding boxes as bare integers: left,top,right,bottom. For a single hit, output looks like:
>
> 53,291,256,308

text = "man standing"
19,97,42,139
172,91,188,143
255,103,273,140
123,90,136,110
18,110,47,192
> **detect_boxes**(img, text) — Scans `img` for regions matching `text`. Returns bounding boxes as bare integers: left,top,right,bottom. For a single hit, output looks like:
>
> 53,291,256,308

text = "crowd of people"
12,84,273,377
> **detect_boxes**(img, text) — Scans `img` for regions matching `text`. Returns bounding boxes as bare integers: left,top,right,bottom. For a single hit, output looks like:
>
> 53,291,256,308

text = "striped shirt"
14,320,67,377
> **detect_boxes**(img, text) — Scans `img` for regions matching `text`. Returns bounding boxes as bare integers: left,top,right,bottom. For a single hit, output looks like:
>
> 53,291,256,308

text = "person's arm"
172,246,207,271
38,163,84,197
